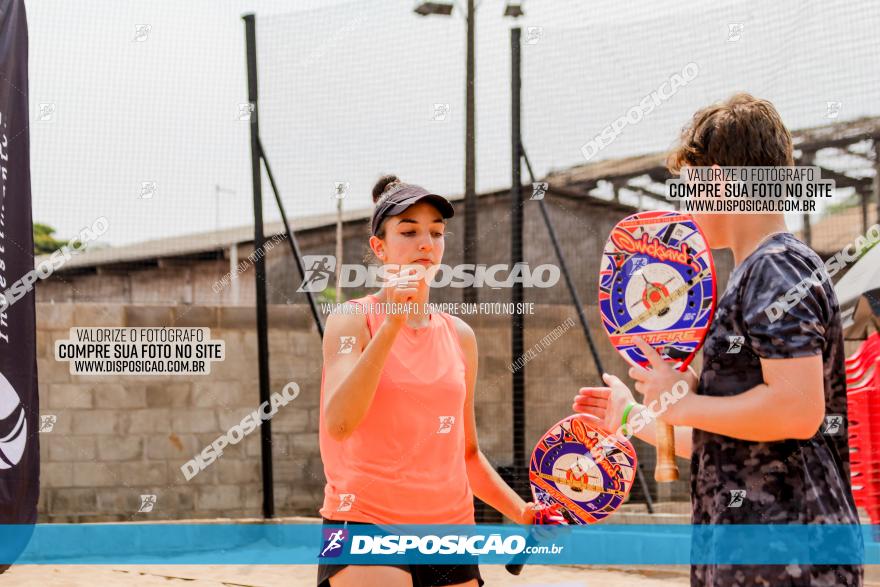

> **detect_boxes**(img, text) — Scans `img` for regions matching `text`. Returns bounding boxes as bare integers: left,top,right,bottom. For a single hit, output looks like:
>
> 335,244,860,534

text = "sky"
23,0,880,247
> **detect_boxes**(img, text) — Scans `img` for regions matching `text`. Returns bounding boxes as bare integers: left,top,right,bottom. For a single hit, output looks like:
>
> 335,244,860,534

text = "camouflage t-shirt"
690,233,862,586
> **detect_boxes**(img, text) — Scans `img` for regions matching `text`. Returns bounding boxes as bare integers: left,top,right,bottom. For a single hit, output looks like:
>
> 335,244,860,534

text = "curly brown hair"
667,93,794,174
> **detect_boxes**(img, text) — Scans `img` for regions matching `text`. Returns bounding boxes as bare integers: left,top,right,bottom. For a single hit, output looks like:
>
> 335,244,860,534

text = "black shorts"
316,518,484,587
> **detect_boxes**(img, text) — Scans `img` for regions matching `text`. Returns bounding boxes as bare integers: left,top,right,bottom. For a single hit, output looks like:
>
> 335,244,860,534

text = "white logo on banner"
0,372,27,469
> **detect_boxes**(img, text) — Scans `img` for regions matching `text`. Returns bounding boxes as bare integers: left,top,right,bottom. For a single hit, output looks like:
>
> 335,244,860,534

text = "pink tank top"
319,294,475,524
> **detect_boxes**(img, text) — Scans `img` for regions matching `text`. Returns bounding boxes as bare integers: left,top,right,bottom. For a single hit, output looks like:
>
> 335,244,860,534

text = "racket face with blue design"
528,415,637,524
598,211,716,370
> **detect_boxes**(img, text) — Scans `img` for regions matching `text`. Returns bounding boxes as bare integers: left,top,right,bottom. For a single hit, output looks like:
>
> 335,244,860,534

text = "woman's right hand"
385,266,421,326
572,373,638,435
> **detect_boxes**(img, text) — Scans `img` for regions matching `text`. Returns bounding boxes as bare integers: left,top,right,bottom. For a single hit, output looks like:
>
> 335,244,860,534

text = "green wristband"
621,403,637,437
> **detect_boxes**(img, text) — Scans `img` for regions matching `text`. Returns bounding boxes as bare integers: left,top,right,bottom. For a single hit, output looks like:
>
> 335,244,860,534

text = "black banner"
0,0,39,539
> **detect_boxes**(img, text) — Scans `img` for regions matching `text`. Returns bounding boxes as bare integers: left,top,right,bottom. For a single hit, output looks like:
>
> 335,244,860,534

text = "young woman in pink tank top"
317,176,537,587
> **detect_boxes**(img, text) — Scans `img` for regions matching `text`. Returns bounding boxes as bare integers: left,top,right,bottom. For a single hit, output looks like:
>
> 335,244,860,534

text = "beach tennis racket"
506,414,637,575
598,210,716,482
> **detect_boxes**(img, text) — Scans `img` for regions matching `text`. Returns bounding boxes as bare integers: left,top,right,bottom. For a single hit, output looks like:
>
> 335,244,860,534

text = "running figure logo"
727,23,744,42
530,182,548,200
437,416,455,434
320,528,348,558
334,182,350,199
138,494,157,513
139,181,158,200
627,257,648,276
726,489,746,508
133,24,152,42
825,102,842,119
298,255,337,293
337,493,356,512
822,415,843,435
726,335,744,354
37,103,56,122
238,103,255,121
338,336,356,355
39,415,57,433
432,103,450,122
525,26,544,45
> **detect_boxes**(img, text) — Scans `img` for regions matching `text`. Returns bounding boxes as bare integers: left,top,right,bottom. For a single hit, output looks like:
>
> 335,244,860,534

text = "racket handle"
654,422,679,482
505,503,570,575
504,538,536,575
504,531,541,575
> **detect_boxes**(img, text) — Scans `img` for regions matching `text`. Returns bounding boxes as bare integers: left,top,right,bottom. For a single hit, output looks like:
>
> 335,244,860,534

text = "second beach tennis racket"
506,414,637,575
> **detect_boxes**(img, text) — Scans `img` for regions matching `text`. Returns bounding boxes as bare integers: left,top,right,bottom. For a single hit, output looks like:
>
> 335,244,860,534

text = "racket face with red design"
528,414,637,524
598,211,716,370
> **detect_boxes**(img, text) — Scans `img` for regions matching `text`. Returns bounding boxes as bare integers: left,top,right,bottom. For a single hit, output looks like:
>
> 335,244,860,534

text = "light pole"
414,1,524,303
332,184,347,302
